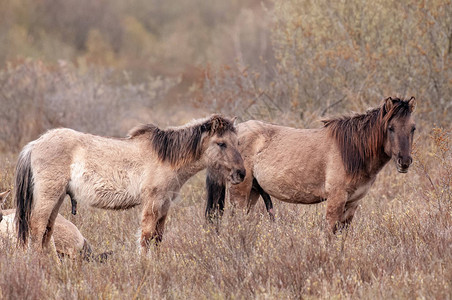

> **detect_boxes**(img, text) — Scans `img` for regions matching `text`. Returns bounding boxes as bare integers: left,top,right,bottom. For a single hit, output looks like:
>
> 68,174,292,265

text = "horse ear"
209,115,223,134
0,190,11,203
231,116,238,126
384,97,394,113
408,96,416,113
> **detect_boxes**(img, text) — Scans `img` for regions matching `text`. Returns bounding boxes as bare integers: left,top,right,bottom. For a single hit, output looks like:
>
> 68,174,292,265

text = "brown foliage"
0,60,178,152
0,0,450,298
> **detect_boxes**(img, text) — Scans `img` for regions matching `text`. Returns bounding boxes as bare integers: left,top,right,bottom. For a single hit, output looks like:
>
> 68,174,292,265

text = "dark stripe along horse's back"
206,97,416,232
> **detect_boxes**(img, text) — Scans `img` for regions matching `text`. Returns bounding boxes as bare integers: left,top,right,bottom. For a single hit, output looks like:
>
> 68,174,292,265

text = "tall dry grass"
0,128,450,299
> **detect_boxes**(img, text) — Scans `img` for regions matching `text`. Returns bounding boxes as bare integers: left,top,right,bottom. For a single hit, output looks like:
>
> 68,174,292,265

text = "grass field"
0,127,450,299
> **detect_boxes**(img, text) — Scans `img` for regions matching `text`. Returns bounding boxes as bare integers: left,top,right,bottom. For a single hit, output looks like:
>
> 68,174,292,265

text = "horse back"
239,120,336,176
29,128,149,210
30,128,87,174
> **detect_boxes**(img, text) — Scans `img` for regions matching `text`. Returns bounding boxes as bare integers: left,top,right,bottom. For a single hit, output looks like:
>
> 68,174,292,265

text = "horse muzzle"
396,155,412,173
230,168,246,185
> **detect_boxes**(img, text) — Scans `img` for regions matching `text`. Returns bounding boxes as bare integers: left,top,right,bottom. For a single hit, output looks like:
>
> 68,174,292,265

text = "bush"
193,0,451,129
0,60,178,152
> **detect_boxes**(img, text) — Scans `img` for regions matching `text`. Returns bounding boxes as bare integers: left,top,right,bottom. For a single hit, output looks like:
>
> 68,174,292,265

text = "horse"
205,97,416,233
14,115,246,253
1,190,109,261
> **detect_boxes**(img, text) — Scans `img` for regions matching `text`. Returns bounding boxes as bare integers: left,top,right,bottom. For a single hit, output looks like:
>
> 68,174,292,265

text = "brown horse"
206,97,416,232
15,115,245,253
1,190,107,261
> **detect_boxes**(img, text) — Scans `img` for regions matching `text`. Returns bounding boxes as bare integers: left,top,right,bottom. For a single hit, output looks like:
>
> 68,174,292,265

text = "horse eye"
217,142,227,149
411,127,416,133
388,126,394,132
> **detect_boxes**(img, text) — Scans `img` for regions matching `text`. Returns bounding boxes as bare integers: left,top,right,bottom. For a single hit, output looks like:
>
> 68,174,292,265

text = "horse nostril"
237,169,246,181
397,158,402,165
408,156,413,165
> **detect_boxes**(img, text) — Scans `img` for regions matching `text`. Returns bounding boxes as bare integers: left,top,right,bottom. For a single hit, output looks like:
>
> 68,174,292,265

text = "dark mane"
322,97,413,178
127,124,158,138
128,115,235,167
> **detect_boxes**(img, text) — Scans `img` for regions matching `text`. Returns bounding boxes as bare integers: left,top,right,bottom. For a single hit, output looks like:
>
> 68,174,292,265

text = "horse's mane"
128,115,235,167
322,97,413,178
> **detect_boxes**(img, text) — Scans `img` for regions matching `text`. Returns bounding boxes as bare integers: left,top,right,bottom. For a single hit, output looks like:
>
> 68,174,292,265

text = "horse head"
383,97,416,173
203,115,246,185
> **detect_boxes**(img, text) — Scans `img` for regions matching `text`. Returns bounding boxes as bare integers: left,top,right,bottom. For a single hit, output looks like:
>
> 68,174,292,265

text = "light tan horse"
206,97,416,232
1,190,108,261
15,115,245,253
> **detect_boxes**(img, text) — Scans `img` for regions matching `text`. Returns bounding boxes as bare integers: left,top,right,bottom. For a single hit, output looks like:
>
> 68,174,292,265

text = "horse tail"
14,143,34,246
205,171,226,223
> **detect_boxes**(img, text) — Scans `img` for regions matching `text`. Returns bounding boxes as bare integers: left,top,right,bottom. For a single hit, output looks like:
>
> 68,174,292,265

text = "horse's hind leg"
251,178,275,221
30,184,66,252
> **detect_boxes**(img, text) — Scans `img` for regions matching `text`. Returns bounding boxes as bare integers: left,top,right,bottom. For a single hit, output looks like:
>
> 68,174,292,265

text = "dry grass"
0,0,450,297
0,129,450,299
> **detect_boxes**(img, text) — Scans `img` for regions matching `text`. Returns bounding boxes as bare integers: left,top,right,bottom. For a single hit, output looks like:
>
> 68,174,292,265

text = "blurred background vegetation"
0,0,450,152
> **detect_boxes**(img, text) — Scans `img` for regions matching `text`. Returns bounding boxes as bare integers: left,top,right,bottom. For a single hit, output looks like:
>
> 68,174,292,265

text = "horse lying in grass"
0,190,108,261
15,115,245,253
206,97,416,233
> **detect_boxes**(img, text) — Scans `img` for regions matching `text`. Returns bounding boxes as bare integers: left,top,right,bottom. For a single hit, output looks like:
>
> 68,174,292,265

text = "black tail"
14,144,34,246
205,171,226,223
252,178,275,221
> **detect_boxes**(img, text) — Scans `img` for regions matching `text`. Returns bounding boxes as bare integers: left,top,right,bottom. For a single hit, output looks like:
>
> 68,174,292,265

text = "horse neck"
357,114,391,178
172,157,207,187
366,147,391,178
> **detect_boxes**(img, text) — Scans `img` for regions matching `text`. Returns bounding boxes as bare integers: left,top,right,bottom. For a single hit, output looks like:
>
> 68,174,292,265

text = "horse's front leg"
140,194,170,252
325,190,348,234
341,202,359,228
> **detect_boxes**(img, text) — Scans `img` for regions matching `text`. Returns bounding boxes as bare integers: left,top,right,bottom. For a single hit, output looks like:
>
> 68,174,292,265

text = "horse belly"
277,190,326,204
254,161,327,204
252,128,329,204
257,177,326,204
69,161,143,210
